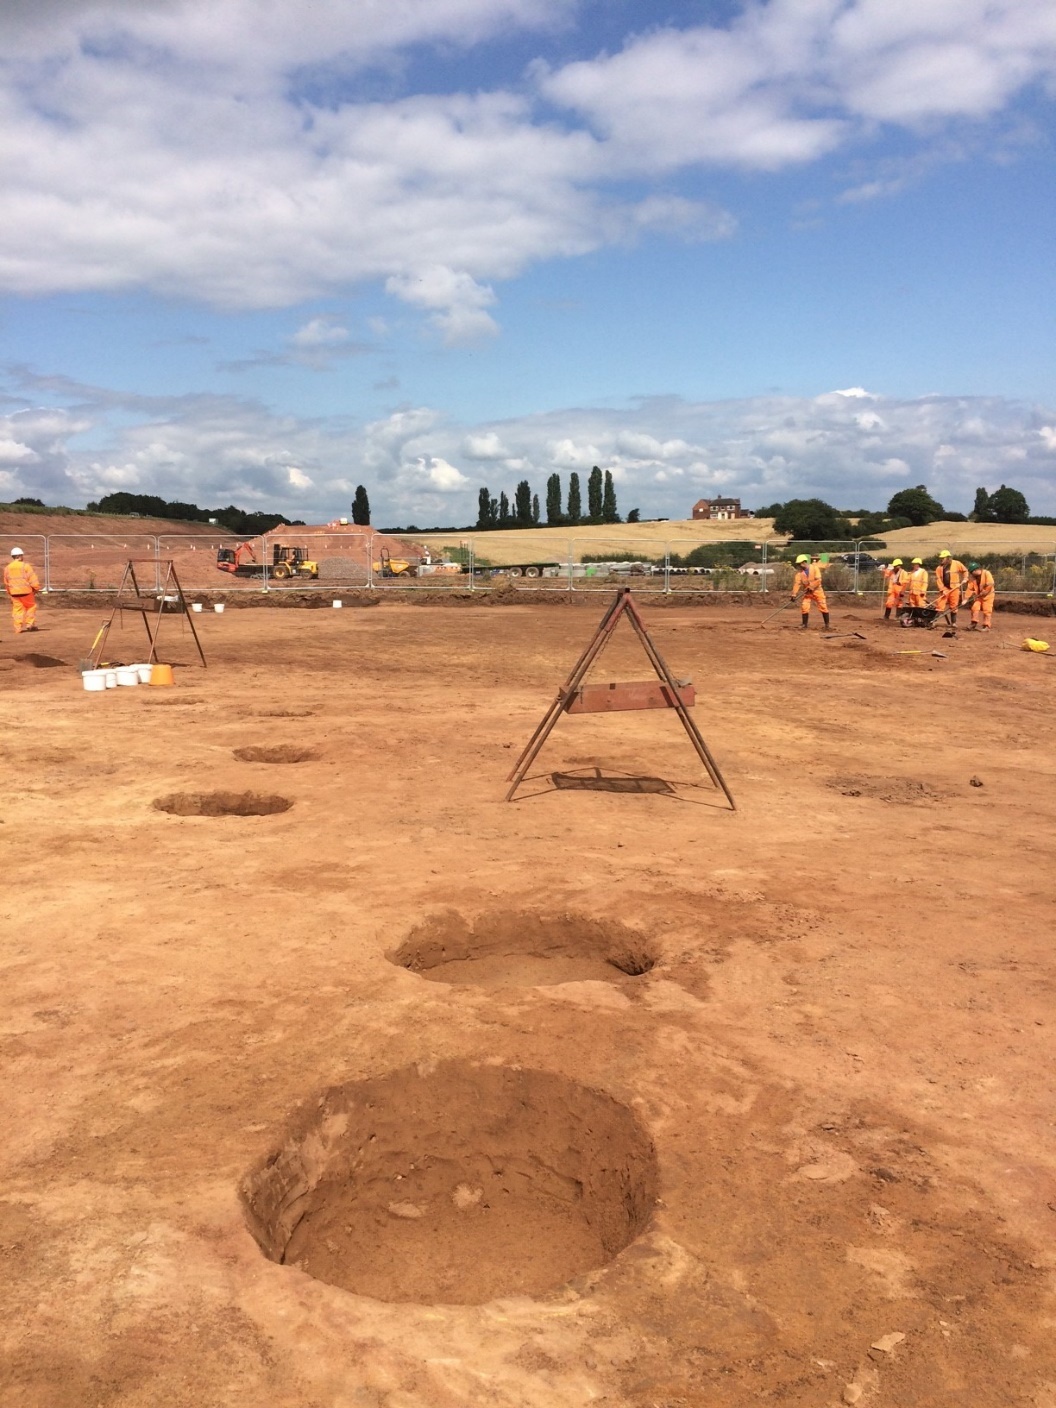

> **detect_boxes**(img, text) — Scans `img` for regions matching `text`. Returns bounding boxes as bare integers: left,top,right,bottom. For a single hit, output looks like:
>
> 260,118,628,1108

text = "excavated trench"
152,791,293,816
233,745,318,764
389,909,658,988
240,1061,658,1304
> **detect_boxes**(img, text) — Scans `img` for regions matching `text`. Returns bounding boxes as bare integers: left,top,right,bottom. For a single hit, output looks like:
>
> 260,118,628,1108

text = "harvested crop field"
2,598,1056,1407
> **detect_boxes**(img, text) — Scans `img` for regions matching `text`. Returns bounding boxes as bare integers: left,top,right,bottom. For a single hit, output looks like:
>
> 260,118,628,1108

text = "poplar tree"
602,470,619,523
514,479,533,525
498,491,510,526
476,486,494,529
545,472,563,524
351,485,371,525
532,493,540,524
587,465,603,521
566,472,582,525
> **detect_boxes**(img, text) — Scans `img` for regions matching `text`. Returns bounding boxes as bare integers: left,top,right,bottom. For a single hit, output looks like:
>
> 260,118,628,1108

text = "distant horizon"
1,3,1053,521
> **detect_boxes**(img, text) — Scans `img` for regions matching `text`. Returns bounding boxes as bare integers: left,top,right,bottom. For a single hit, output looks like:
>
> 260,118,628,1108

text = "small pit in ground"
240,1061,658,1304
389,909,657,987
152,790,292,816
233,745,318,764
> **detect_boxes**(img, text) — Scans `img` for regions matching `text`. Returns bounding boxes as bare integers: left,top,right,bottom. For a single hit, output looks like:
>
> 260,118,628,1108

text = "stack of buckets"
82,663,174,692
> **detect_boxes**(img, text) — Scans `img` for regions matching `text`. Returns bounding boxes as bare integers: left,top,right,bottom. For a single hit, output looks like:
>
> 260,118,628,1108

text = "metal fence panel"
0,532,47,589
569,537,668,592
158,534,268,592
264,531,375,589
46,535,159,591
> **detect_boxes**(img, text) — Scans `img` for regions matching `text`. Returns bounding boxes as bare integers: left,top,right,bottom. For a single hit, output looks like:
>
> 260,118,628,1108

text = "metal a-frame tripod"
505,587,734,807
90,559,206,669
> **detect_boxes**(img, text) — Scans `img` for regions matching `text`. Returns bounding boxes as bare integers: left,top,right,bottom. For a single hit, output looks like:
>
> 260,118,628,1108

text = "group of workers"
881,551,995,629
789,548,996,630
3,546,41,634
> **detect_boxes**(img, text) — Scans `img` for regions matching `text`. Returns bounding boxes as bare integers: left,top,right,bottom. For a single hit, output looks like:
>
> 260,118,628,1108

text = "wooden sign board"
565,680,695,714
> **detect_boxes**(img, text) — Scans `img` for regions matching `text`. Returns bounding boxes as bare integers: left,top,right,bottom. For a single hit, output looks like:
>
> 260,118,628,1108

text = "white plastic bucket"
332,599,343,608
191,602,203,613
105,670,118,689
116,666,139,687
82,669,107,692
134,663,153,684
214,602,225,614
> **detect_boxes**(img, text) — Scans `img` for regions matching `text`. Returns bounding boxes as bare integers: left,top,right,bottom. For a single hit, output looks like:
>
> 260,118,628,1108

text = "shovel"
79,619,111,673
821,631,867,640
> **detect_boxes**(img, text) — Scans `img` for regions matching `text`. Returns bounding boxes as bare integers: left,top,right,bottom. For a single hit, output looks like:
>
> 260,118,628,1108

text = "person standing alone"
790,553,830,630
4,547,41,634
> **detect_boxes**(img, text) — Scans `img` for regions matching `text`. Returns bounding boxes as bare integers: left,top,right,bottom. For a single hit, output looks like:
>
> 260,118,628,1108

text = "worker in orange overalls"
790,553,830,630
4,546,41,634
934,549,969,624
963,562,996,630
904,557,929,625
882,558,907,620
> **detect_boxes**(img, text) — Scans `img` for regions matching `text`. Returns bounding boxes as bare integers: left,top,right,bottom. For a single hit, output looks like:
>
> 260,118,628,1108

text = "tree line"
475,467,638,530
755,483,1043,540
84,491,303,537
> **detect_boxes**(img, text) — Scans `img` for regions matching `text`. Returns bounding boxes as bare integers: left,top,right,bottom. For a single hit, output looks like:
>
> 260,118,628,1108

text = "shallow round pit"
389,909,657,987
240,1061,658,1304
233,745,318,764
152,790,292,817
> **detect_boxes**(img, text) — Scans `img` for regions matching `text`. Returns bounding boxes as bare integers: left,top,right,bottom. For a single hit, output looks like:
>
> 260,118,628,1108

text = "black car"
840,553,883,571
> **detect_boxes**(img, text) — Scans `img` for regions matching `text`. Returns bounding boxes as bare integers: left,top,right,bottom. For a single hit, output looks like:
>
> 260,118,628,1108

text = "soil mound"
240,1062,658,1304
389,908,657,987
152,791,292,816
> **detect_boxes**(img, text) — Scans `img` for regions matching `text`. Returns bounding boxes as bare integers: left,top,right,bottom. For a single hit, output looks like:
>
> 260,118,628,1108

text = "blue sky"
0,0,1054,525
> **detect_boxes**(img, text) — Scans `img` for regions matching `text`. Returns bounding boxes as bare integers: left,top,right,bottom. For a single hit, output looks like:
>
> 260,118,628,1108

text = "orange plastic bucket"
149,663,175,687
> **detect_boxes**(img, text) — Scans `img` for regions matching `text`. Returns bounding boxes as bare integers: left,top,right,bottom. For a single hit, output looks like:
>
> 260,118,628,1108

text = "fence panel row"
17,532,1056,596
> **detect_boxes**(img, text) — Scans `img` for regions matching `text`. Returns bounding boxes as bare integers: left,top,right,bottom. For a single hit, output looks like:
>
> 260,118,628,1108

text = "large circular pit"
240,1061,658,1304
389,909,657,987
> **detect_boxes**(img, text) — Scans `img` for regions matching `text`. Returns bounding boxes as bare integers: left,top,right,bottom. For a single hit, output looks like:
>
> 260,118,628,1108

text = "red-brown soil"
0,510,412,591
1,600,1055,1406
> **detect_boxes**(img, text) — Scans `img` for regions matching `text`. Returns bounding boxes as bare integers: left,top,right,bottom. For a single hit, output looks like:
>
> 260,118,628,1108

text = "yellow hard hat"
891,558,903,567
794,553,808,563
939,549,951,558
912,557,923,565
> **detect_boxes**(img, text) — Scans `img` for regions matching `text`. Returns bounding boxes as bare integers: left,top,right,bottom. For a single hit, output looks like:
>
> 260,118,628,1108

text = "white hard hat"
10,546,23,556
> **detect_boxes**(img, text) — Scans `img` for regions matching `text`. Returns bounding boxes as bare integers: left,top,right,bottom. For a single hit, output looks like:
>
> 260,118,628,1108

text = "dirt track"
2,599,1055,1407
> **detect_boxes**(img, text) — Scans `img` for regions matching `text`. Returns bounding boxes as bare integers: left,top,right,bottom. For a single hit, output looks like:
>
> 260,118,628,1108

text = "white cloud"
0,439,37,463
386,267,499,344
463,432,511,459
291,318,350,350
6,377,1056,522
418,456,469,491
0,0,1049,329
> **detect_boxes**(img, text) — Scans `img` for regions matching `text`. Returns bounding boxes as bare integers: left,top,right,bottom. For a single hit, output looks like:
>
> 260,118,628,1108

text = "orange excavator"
216,543,319,580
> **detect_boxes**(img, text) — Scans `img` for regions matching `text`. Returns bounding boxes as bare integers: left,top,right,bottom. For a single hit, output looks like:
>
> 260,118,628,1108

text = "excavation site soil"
2,599,1055,1408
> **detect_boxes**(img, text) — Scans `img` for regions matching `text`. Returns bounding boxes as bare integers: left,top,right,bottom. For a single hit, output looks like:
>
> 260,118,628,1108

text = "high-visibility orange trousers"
9,591,36,632
884,589,904,611
906,591,927,608
971,599,994,628
800,588,828,616
935,587,961,613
